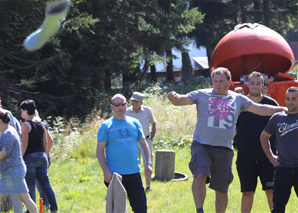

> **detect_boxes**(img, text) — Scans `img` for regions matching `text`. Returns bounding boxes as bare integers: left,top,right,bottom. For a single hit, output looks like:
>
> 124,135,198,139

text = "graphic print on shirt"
119,128,131,138
206,97,236,129
277,120,298,137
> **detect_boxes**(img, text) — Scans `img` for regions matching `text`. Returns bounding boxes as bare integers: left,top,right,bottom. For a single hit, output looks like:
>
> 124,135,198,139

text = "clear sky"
155,44,207,71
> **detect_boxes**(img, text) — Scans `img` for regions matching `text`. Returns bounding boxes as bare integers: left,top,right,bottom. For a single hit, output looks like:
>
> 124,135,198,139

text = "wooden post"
154,150,175,181
0,195,13,212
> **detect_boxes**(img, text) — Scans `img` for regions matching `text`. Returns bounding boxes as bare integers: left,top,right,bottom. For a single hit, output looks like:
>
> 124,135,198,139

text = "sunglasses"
112,102,127,107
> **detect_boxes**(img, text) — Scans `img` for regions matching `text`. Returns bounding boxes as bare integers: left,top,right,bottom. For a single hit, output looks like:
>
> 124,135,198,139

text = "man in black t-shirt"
235,71,279,212
261,86,298,213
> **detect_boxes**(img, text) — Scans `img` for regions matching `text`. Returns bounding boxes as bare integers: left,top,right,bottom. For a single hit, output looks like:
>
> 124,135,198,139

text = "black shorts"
236,160,275,192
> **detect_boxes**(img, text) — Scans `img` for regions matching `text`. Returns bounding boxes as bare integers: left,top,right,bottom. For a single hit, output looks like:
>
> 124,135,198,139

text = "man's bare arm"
167,91,192,106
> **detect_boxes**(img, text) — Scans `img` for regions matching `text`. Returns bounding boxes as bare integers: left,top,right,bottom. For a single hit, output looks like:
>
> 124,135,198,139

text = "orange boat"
210,23,297,106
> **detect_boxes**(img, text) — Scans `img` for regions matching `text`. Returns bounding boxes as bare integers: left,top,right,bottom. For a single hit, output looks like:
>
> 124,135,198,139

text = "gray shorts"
189,141,234,193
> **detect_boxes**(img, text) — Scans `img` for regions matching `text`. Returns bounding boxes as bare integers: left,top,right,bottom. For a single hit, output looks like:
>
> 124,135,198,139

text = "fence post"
154,150,175,181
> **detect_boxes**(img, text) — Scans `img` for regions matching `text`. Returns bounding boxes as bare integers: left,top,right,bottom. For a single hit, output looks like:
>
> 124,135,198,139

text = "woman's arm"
42,127,49,156
0,147,7,159
21,122,30,156
45,129,53,154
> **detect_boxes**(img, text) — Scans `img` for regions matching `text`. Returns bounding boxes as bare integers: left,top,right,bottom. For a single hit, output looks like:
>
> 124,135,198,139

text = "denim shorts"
189,142,234,193
0,164,28,194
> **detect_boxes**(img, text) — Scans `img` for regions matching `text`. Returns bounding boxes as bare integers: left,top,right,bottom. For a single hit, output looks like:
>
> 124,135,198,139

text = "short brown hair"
211,67,231,81
234,87,243,93
248,71,264,84
287,86,298,93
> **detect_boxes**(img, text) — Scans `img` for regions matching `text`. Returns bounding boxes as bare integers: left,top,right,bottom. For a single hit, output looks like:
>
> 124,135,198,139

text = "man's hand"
145,165,153,179
103,170,113,183
167,91,192,106
167,91,179,103
269,155,279,167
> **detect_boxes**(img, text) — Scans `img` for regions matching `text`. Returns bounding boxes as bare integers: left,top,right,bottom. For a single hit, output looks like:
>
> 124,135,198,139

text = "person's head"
247,71,264,97
285,86,298,113
211,67,231,95
130,92,144,110
234,87,244,95
263,83,269,95
111,94,127,119
20,99,36,118
0,109,11,130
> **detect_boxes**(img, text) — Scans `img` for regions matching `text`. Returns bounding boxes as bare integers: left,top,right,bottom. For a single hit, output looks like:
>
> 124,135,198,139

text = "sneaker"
145,187,152,192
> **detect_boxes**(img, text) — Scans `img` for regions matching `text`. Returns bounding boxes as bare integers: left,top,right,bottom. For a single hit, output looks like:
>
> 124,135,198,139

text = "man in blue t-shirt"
261,86,298,213
167,67,287,213
97,94,152,212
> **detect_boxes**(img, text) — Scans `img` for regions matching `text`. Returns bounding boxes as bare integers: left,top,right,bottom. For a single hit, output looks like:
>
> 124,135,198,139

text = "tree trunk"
165,49,175,82
139,57,150,85
263,0,270,27
150,65,157,83
0,195,13,212
123,66,140,85
104,70,111,91
181,52,193,81
240,1,247,23
206,46,213,68
91,70,105,93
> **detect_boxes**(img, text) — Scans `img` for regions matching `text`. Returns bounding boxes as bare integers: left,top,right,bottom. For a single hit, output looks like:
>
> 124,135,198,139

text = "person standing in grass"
126,92,156,192
0,109,38,213
97,94,152,212
261,86,298,213
20,99,58,212
33,110,53,210
0,99,24,213
235,71,279,213
167,67,287,213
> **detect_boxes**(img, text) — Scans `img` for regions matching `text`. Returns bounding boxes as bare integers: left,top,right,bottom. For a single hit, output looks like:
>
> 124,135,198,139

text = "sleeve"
148,108,156,124
187,90,200,104
135,120,145,139
1,132,16,155
264,114,277,135
239,95,254,112
7,112,16,126
42,122,50,130
97,123,108,142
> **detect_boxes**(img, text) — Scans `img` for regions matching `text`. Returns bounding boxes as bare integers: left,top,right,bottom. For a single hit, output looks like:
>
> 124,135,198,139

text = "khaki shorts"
189,141,234,193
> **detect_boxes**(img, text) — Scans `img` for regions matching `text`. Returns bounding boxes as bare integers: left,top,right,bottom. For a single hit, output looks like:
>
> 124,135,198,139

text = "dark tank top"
24,120,45,155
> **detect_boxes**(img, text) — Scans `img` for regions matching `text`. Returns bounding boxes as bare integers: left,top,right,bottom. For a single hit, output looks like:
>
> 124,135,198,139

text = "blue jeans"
36,153,51,208
23,152,58,212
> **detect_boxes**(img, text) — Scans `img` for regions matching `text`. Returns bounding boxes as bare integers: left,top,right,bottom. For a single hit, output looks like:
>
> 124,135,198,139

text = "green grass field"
47,147,298,213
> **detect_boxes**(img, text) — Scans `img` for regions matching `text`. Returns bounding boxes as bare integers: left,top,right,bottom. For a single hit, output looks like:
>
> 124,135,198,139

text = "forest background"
1,0,298,122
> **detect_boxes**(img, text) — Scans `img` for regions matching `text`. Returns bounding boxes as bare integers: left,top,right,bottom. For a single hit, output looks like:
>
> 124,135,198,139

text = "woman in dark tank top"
20,99,58,212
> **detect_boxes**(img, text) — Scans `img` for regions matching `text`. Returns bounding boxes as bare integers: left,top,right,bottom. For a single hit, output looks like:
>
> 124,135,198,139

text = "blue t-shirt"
97,117,145,175
0,126,24,172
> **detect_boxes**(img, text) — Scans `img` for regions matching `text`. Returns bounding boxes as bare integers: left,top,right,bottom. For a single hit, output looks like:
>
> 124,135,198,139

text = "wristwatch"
146,162,152,165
